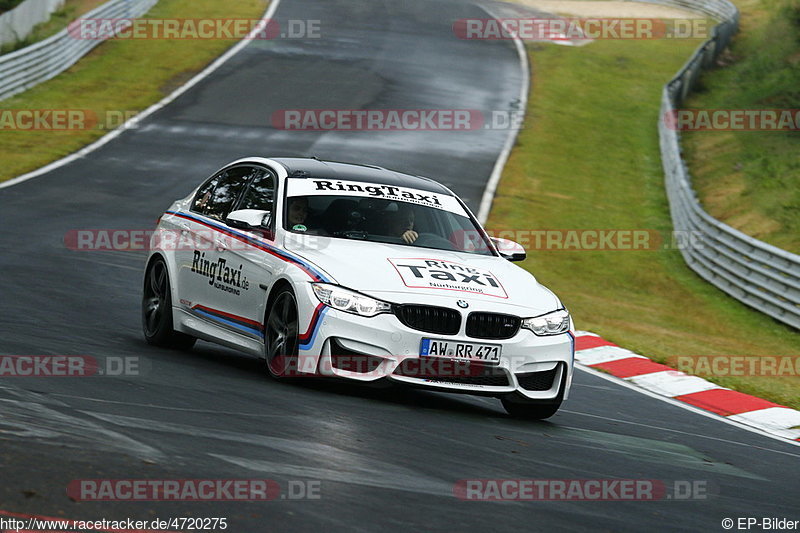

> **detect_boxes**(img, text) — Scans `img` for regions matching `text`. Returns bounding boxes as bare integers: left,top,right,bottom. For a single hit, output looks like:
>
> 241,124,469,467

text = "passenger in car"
288,196,333,236
287,196,309,227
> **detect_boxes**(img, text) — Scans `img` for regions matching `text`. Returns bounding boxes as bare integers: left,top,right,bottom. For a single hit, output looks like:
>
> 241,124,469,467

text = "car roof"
270,158,452,196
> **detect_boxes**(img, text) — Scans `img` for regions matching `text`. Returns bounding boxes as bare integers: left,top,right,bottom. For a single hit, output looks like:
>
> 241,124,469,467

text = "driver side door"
222,167,283,338
177,165,259,334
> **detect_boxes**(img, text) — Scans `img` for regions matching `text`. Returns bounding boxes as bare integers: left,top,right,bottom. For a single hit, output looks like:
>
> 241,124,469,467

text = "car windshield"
283,177,494,256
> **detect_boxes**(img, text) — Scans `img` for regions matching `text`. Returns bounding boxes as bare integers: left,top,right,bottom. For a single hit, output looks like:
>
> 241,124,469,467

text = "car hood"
284,236,561,314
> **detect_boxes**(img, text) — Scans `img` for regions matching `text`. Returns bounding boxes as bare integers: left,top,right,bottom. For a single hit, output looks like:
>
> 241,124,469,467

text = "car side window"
238,170,276,215
191,176,218,215
191,167,257,221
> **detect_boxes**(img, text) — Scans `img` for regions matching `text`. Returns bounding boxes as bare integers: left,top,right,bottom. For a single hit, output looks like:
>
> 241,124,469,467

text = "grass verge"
0,0,267,182
487,38,800,409
682,0,800,254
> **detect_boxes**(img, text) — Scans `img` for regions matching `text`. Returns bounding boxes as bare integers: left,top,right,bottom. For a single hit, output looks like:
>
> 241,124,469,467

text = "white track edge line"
0,0,283,190
575,363,800,447
476,3,530,224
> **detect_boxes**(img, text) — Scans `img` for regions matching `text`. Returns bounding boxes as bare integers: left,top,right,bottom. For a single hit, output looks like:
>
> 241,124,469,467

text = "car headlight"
521,309,570,336
312,283,393,317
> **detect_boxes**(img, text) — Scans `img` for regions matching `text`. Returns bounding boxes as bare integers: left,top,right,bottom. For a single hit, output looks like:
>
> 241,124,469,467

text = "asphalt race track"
0,0,798,531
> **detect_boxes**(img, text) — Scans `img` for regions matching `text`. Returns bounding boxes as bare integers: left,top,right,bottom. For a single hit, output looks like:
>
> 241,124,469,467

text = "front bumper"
295,295,574,400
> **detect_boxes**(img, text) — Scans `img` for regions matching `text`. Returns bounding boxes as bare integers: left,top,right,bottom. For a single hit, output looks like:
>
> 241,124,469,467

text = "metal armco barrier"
637,0,800,329
0,0,158,101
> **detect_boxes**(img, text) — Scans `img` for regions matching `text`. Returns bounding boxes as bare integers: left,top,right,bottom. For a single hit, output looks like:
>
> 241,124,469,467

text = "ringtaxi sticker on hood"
388,258,508,298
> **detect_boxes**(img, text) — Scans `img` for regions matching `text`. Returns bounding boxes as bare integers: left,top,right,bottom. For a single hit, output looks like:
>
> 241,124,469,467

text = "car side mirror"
490,237,526,262
226,209,272,230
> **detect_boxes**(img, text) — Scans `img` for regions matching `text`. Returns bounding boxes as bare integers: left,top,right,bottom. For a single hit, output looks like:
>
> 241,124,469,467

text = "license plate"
420,338,502,364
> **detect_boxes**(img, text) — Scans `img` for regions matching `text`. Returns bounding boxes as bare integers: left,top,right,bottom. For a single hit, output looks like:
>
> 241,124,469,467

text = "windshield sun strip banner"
286,177,468,217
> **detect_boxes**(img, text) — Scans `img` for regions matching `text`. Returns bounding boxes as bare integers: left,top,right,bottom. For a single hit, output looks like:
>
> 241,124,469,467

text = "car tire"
264,286,300,379
500,396,562,420
501,369,567,419
142,257,196,350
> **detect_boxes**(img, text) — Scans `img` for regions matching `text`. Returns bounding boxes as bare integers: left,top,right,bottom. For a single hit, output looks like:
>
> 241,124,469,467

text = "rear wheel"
265,287,300,378
142,258,196,350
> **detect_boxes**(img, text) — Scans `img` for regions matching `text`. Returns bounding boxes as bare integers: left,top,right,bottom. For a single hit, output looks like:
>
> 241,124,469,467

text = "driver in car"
389,205,418,244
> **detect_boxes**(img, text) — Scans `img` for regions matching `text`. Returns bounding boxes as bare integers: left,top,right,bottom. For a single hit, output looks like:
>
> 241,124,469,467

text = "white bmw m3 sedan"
142,157,575,418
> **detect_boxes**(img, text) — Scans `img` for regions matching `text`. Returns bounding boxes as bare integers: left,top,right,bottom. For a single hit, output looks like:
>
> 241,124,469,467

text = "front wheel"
264,287,300,378
501,396,562,420
142,258,196,350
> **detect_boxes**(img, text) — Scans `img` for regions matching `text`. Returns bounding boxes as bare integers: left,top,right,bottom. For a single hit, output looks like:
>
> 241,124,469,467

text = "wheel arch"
265,277,296,318
263,274,321,367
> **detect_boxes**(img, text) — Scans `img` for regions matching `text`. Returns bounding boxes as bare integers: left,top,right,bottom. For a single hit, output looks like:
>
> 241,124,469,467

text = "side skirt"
173,307,265,357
